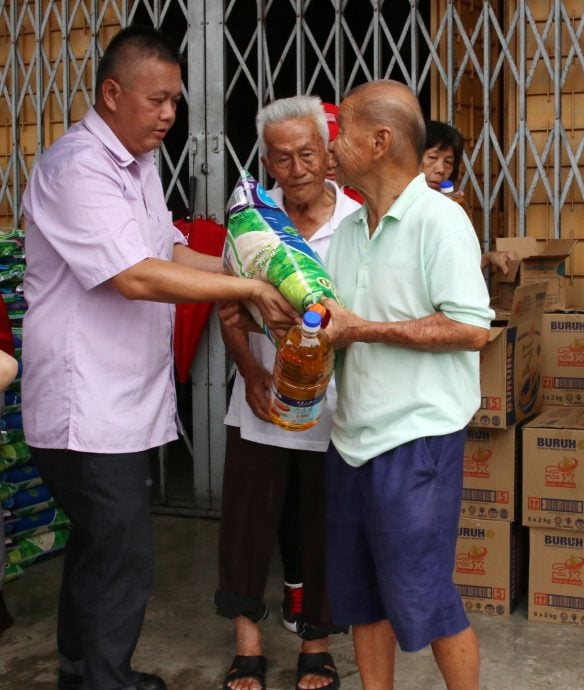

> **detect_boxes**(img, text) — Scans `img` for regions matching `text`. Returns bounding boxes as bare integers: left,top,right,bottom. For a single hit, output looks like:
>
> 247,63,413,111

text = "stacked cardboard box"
0,229,70,584
495,237,583,407
456,424,530,616
495,237,576,312
469,282,546,430
461,425,520,522
527,527,584,626
455,238,583,623
515,242,584,625
522,407,584,626
455,516,528,616
540,312,584,408
455,283,547,616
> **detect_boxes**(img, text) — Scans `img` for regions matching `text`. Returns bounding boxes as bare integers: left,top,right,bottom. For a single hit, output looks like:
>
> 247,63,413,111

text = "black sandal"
296,652,340,690
223,655,267,690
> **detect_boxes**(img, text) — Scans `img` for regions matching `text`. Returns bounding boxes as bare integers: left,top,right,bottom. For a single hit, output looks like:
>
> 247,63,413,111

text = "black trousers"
278,460,303,585
33,448,153,690
215,427,344,640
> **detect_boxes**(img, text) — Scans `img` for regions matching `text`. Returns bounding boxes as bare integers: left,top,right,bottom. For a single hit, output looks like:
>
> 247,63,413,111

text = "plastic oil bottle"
439,179,459,199
269,309,334,431
440,179,470,215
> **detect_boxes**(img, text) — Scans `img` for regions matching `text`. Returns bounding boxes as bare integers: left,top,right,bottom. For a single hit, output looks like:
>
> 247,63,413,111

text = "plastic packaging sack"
5,506,70,539
1,429,25,442
0,441,29,461
3,561,23,583
222,171,342,330
1,463,41,491
0,437,29,474
0,455,24,474
3,484,52,511
0,481,18,503
6,526,69,567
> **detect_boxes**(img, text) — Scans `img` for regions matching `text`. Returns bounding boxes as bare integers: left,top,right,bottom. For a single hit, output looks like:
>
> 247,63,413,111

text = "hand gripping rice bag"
223,171,342,330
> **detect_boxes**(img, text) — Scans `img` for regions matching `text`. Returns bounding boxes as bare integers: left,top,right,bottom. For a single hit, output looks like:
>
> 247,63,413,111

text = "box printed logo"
551,556,584,586
557,337,584,367
456,545,488,575
545,457,579,489
464,447,492,478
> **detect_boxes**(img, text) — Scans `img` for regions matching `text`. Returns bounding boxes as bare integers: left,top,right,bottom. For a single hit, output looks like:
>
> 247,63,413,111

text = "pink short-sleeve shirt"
21,107,186,453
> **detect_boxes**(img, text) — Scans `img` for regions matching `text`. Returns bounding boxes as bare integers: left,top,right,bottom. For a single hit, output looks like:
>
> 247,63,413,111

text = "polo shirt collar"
355,172,428,229
382,172,427,221
82,106,154,169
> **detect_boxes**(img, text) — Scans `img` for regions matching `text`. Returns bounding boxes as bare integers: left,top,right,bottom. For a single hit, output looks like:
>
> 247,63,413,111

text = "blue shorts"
325,431,470,652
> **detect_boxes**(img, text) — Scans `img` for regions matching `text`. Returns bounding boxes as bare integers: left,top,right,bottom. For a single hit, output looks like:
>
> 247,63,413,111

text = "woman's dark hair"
424,120,465,181
96,25,182,94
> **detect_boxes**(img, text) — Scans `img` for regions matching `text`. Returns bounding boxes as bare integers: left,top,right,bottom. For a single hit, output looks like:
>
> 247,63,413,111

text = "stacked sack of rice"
0,229,70,584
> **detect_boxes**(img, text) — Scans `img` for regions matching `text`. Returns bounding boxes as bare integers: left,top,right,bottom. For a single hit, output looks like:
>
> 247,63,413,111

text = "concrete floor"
1,514,583,690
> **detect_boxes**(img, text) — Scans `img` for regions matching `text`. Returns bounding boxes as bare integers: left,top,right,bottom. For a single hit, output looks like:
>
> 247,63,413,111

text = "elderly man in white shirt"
215,96,359,690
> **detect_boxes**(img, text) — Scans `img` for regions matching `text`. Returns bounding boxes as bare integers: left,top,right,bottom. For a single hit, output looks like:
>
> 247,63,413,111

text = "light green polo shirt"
326,173,495,467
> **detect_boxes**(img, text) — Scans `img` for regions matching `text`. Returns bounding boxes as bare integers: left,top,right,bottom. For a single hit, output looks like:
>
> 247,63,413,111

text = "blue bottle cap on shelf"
303,311,322,328
439,180,455,193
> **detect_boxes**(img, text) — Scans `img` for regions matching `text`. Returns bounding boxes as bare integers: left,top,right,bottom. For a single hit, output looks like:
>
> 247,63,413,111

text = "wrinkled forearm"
334,310,489,352
354,312,488,351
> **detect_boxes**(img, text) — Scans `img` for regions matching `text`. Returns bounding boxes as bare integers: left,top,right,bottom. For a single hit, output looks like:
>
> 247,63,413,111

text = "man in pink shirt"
21,26,296,690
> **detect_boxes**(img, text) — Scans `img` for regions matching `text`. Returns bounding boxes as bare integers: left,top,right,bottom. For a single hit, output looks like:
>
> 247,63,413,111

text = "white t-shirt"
224,180,361,452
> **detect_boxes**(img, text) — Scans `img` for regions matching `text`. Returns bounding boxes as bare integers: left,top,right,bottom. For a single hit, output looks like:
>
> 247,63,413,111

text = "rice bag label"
223,171,343,321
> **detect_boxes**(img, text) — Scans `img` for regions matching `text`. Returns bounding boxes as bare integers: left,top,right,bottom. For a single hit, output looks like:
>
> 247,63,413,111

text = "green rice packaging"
223,171,342,330
6,526,69,567
4,562,23,583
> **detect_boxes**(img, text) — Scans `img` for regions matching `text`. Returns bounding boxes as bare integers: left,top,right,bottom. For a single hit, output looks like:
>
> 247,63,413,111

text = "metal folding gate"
1,1,582,514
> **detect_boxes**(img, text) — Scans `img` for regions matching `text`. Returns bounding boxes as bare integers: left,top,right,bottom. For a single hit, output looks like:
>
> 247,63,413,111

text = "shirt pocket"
143,211,175,260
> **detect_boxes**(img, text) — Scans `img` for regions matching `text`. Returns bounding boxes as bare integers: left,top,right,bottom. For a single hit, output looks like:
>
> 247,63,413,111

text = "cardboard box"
541,312,584,407
461,425,520,522
528,527,584,625
470,282,546,429
522,407,584,531
496,237,576,311
454,517,528,615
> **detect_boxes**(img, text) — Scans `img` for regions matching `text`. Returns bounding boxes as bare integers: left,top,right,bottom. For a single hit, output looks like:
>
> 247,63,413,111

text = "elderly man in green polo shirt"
320,80,494,690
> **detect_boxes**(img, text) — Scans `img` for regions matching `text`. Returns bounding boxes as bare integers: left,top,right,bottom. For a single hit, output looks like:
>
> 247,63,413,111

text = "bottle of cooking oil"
440,180,454,196
439,180,459,200
269,310,334,431
440,180,471,216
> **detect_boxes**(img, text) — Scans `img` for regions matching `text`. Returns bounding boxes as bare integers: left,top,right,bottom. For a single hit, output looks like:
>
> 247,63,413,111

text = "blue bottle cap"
303,311,322,328
439,180,455,193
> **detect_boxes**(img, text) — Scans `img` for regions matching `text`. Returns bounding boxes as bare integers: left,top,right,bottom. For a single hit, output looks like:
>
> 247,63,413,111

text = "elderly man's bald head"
343,80,426,164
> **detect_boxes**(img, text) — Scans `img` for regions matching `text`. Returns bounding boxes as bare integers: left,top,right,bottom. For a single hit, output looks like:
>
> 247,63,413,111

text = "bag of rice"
223,171,342,331
6,526,69,567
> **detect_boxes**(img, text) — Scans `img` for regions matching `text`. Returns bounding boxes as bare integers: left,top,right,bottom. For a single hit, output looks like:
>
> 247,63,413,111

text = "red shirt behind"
0,296,15,355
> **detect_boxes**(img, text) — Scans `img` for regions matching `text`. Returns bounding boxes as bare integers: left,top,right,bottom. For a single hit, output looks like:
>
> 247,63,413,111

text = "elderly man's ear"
372,126,392,159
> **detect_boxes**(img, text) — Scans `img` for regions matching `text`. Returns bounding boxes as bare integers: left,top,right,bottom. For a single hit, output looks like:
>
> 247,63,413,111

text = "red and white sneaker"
281,582,303,633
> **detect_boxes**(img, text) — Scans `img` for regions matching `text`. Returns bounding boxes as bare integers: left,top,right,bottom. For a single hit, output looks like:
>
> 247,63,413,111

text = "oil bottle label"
271,388,326,426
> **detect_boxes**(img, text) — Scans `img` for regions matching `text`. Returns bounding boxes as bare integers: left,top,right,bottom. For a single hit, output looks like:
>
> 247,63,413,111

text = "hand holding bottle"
319,299,367,350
